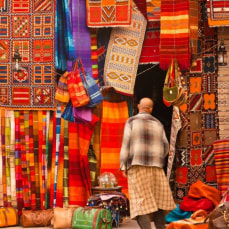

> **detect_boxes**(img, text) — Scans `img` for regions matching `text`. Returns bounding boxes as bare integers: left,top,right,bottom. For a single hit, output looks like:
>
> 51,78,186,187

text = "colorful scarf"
104,3,147,95
86,0,132,27
68,122,88,206
207,0,229,27
160,0,190,70
55,0,76,71
0,111,2,206
33,111,41,210
90,28,99,81
146,0,161,21
100,101,129,196
69,0,92,75
63,120,69,207
14,111,23,213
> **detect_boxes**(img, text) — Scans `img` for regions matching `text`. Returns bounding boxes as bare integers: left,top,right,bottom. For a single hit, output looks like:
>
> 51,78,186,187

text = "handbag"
72,206,112,229
61,100,75,122
55,71,70,105
52,206,80,229
20,209,53,227
77,58,103,107
205,202,229,229
0,207,18,227
67,68,90,108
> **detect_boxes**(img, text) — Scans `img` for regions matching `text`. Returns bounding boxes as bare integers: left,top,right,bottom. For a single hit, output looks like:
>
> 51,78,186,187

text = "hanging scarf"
160,0,190,70
0,111,2,207
90,28,98,81
33,111,41,210
63,120,69,207
55,0,76,71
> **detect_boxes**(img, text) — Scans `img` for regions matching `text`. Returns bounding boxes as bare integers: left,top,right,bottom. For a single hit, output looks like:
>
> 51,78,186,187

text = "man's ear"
137,104,140,110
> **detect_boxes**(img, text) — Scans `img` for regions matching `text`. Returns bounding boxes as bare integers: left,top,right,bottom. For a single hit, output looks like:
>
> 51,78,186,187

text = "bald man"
120,98,176,229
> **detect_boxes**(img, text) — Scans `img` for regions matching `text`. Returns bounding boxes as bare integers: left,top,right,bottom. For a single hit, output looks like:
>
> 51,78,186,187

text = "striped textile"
24,111,31,206
78,115,99,198
5,110,12,206
160,0,190,71
10,111,16,208
213,139,229,197
1,110,7,206
29,111,36,210
20,111,31,207
14,111,23,214
46,111,54,209
53,106,62,208
68,122,88,206
146,0,161,21
100,101,129,196
0,111,2,206
63,120,69,207
33,111,41,210
92,104,103,185
56,109,65,208
90,28,99,81
207,0,229,27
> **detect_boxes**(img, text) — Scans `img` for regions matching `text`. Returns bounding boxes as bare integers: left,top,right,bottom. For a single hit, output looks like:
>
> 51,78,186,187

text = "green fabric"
72,207,112,229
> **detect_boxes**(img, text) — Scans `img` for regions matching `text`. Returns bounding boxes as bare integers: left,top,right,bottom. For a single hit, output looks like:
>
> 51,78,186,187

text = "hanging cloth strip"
46,111,54,209
0,111,2,206
50,110,56,208
104,3,147,95
78,114,99,198
33,111,41,210
20,111,31,208
28,111,36,210
160,0,190,71
146,0,161,21
90,28,99,81
53,106,61,208
63,119,69,207
55,0,76,71
68,122,87,206
69,0,92,75
56,107,65,208
14,111,23,214
100,101,129,196
5,110,12,207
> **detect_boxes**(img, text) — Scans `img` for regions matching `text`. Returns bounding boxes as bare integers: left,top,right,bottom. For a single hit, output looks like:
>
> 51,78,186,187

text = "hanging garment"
104,3,147,95
100,100,129,196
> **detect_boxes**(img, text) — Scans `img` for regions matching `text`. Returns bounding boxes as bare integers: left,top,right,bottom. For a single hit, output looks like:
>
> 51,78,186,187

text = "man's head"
137,97,153,114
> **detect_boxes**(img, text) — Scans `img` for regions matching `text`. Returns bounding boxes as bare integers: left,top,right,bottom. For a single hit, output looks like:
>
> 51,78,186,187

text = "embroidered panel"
0,0,55,109
104,3,147,95
86,0,132,27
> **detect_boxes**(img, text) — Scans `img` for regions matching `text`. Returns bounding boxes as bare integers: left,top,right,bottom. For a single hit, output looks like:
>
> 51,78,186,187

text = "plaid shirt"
120,112,169,171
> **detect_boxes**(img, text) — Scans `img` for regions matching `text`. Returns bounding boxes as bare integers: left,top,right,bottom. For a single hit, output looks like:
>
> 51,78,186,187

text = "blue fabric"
165,204,193,223
61,100,74,122
55,0,76,71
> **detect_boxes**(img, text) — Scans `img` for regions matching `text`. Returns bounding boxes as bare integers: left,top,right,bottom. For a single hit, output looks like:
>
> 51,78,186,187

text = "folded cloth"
165,204,193,223
180,196,214,212
188,180,221,207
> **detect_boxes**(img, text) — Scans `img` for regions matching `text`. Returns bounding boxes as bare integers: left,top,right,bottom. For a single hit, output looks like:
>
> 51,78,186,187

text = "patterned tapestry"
207,0,229,27
146,0,161,21
104,3,147,95
86,0,132,28
173,0,219,202
0,0,56,109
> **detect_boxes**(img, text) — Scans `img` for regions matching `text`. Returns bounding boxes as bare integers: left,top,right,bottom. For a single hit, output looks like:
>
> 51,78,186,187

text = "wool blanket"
100,101,129,196
160,0,190,70
104,3,147,95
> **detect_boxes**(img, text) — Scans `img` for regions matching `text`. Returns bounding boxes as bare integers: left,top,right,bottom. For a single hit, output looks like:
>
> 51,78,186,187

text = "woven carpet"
100,101,129,196
104,3,147,95
0,1,56,109
160,0,190,71
207,0,229,27
86,0,132,27
213,139,229,197
139,21,160,64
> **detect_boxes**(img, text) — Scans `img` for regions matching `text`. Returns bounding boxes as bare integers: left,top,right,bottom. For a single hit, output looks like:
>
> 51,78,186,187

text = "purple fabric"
68,0,92,75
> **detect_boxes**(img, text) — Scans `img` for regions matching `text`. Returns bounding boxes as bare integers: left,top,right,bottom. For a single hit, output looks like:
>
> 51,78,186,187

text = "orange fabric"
166,222,208,229
188,180,221,207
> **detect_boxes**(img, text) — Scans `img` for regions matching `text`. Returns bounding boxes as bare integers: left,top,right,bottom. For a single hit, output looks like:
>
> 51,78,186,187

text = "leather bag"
72,206,112,229
0,207,18,227
52,206,80,229
205,202,229,229
20,209,53,227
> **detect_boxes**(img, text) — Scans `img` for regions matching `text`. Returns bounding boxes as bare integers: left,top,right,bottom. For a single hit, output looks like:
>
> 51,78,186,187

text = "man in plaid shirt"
120,97,176,229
